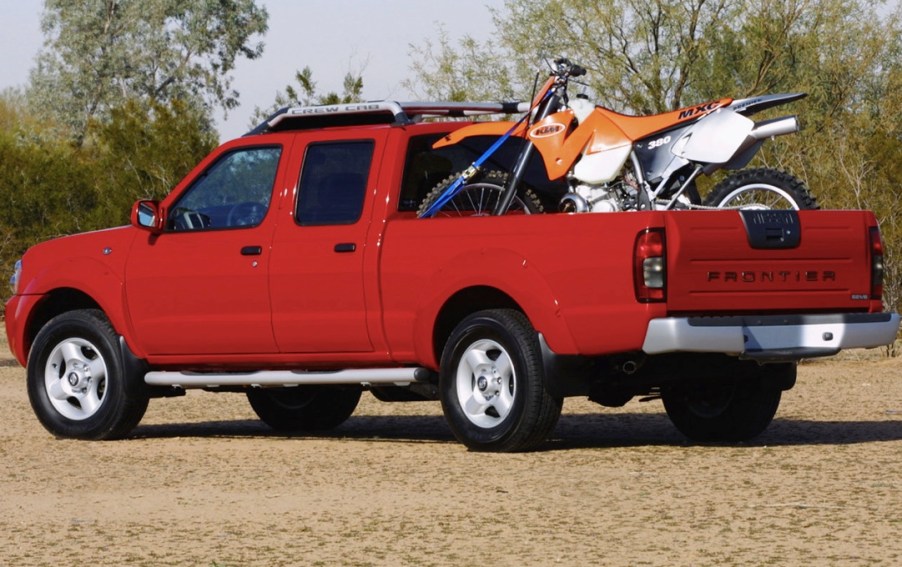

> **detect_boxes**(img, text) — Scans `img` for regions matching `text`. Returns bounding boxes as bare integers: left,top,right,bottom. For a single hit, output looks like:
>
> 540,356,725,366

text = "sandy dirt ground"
0,339,899,567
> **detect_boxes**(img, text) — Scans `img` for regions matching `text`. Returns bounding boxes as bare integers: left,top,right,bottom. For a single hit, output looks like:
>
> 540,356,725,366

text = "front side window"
168,146,282,231
296,141,374,226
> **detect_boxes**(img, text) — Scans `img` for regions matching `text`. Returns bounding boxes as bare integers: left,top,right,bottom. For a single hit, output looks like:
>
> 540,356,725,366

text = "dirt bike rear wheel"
703,168,818,210
417,170,543,217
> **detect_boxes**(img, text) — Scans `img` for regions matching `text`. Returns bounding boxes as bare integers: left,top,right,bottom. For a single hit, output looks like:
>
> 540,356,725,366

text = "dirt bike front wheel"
703,168,819,210
417,170,543,217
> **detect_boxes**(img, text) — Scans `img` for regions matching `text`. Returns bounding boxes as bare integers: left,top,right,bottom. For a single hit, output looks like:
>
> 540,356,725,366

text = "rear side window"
398,133,563,212
296,141,374,225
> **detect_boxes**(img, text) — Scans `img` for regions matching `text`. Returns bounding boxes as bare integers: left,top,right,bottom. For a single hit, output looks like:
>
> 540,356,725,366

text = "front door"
125,145,285,356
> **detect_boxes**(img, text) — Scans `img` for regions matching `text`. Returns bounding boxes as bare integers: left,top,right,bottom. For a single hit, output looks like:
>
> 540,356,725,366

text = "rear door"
269,130,388,353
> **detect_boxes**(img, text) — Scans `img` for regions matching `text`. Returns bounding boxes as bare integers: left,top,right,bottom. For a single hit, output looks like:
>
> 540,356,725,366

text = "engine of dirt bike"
560,181,633,213
559,168,643,213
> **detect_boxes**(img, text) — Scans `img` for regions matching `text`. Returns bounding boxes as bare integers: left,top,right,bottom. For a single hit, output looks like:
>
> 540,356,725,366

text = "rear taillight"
634,228,666,303
870,227,884,300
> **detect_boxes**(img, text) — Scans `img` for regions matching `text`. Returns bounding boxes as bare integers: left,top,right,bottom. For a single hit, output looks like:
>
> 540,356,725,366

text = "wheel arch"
423,263,580,368
22,288,102,360
432,286,522,364
11,247,143,364
15,281,139,366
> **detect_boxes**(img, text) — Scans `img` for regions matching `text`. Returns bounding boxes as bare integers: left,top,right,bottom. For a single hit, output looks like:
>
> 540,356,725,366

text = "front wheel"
27,309,149,439
417,170,543,217
439,309,562,452
704,168,818,210
661,367,790,442
247,386,362,431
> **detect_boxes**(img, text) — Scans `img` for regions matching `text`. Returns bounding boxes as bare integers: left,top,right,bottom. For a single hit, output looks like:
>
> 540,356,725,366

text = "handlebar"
553,57,586,79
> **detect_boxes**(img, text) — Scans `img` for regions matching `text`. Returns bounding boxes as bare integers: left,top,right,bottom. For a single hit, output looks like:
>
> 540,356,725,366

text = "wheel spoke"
492,386,514,418
60,341,84,365
718,183,800,211
463,392,488,417
464,189,478,213
78,389,102,415
494,353,513,381
87,357,107,381
464,349,492,373
422,174,540,217
48,379,68,401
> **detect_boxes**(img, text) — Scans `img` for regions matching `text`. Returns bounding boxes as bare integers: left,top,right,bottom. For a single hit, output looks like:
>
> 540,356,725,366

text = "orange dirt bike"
418,58,816,217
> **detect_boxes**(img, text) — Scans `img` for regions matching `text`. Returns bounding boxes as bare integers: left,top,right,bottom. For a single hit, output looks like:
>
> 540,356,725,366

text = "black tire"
247,386,362,431
439,309,562,452
418,170,543,217
703,168,819,210
661,366,790,442
27,309,149,440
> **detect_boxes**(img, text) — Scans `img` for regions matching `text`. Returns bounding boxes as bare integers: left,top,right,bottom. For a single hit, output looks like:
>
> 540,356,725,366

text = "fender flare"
412,247,580,368
20,257,143,359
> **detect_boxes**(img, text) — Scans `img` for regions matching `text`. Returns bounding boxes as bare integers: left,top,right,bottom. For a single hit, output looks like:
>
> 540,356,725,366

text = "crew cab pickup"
6,101,899,451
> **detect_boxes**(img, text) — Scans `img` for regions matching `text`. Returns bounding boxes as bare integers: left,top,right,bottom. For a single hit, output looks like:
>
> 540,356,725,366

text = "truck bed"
379,209,890,364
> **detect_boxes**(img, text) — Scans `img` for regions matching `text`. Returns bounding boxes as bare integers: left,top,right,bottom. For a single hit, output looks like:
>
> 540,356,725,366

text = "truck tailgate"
665,210,878,314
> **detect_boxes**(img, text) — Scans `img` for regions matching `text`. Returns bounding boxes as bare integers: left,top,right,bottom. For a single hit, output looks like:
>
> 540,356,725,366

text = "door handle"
241,245,263,256
334,243,356,253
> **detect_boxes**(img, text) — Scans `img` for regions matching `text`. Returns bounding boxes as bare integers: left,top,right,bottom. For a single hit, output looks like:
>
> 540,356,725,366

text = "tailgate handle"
739,210,801,249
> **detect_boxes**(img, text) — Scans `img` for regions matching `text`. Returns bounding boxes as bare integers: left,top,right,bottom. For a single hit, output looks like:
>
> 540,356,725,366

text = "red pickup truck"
6,102,899,451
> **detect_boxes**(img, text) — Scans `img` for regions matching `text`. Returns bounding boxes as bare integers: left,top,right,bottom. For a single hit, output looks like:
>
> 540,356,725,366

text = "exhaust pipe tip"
750,115,799,140
621,360,640,375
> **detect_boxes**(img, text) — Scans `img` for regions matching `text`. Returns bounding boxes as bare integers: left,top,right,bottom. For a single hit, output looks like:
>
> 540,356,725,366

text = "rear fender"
728,93,807,116
413,247,579,368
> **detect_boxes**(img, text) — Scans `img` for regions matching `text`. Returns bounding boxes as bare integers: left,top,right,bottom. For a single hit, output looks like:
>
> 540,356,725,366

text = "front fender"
432,121,526,149
20,256,133,342
12,228,142,360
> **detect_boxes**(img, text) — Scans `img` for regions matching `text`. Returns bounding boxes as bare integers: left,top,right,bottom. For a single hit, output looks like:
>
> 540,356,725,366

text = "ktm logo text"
529,123,566,138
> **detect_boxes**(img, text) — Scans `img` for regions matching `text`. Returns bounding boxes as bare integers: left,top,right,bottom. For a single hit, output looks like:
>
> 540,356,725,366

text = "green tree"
408,0,902,337
0,91,217,287
87,98,219,225
403,25,517,102
29,0,268,143
248,65,366,128
406,1,735,112
0,93,99,268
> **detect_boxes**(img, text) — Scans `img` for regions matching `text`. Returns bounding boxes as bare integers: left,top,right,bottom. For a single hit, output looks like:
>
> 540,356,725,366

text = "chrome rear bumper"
642,313,900,361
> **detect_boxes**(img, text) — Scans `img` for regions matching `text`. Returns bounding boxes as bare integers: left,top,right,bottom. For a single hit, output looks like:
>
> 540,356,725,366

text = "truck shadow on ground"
133,413,902,450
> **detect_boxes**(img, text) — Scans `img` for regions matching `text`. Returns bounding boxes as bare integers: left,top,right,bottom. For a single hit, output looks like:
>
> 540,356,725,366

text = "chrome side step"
144,367,432,389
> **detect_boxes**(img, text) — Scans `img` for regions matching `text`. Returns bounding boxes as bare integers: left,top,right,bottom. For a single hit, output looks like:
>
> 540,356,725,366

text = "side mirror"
131,200,163,235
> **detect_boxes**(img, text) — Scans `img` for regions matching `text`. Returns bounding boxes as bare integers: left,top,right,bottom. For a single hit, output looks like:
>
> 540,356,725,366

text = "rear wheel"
704,168,818,210
418,170,543,217
439,309,562,452
661,366,791,442
27,309,148,439
247,386,362,431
